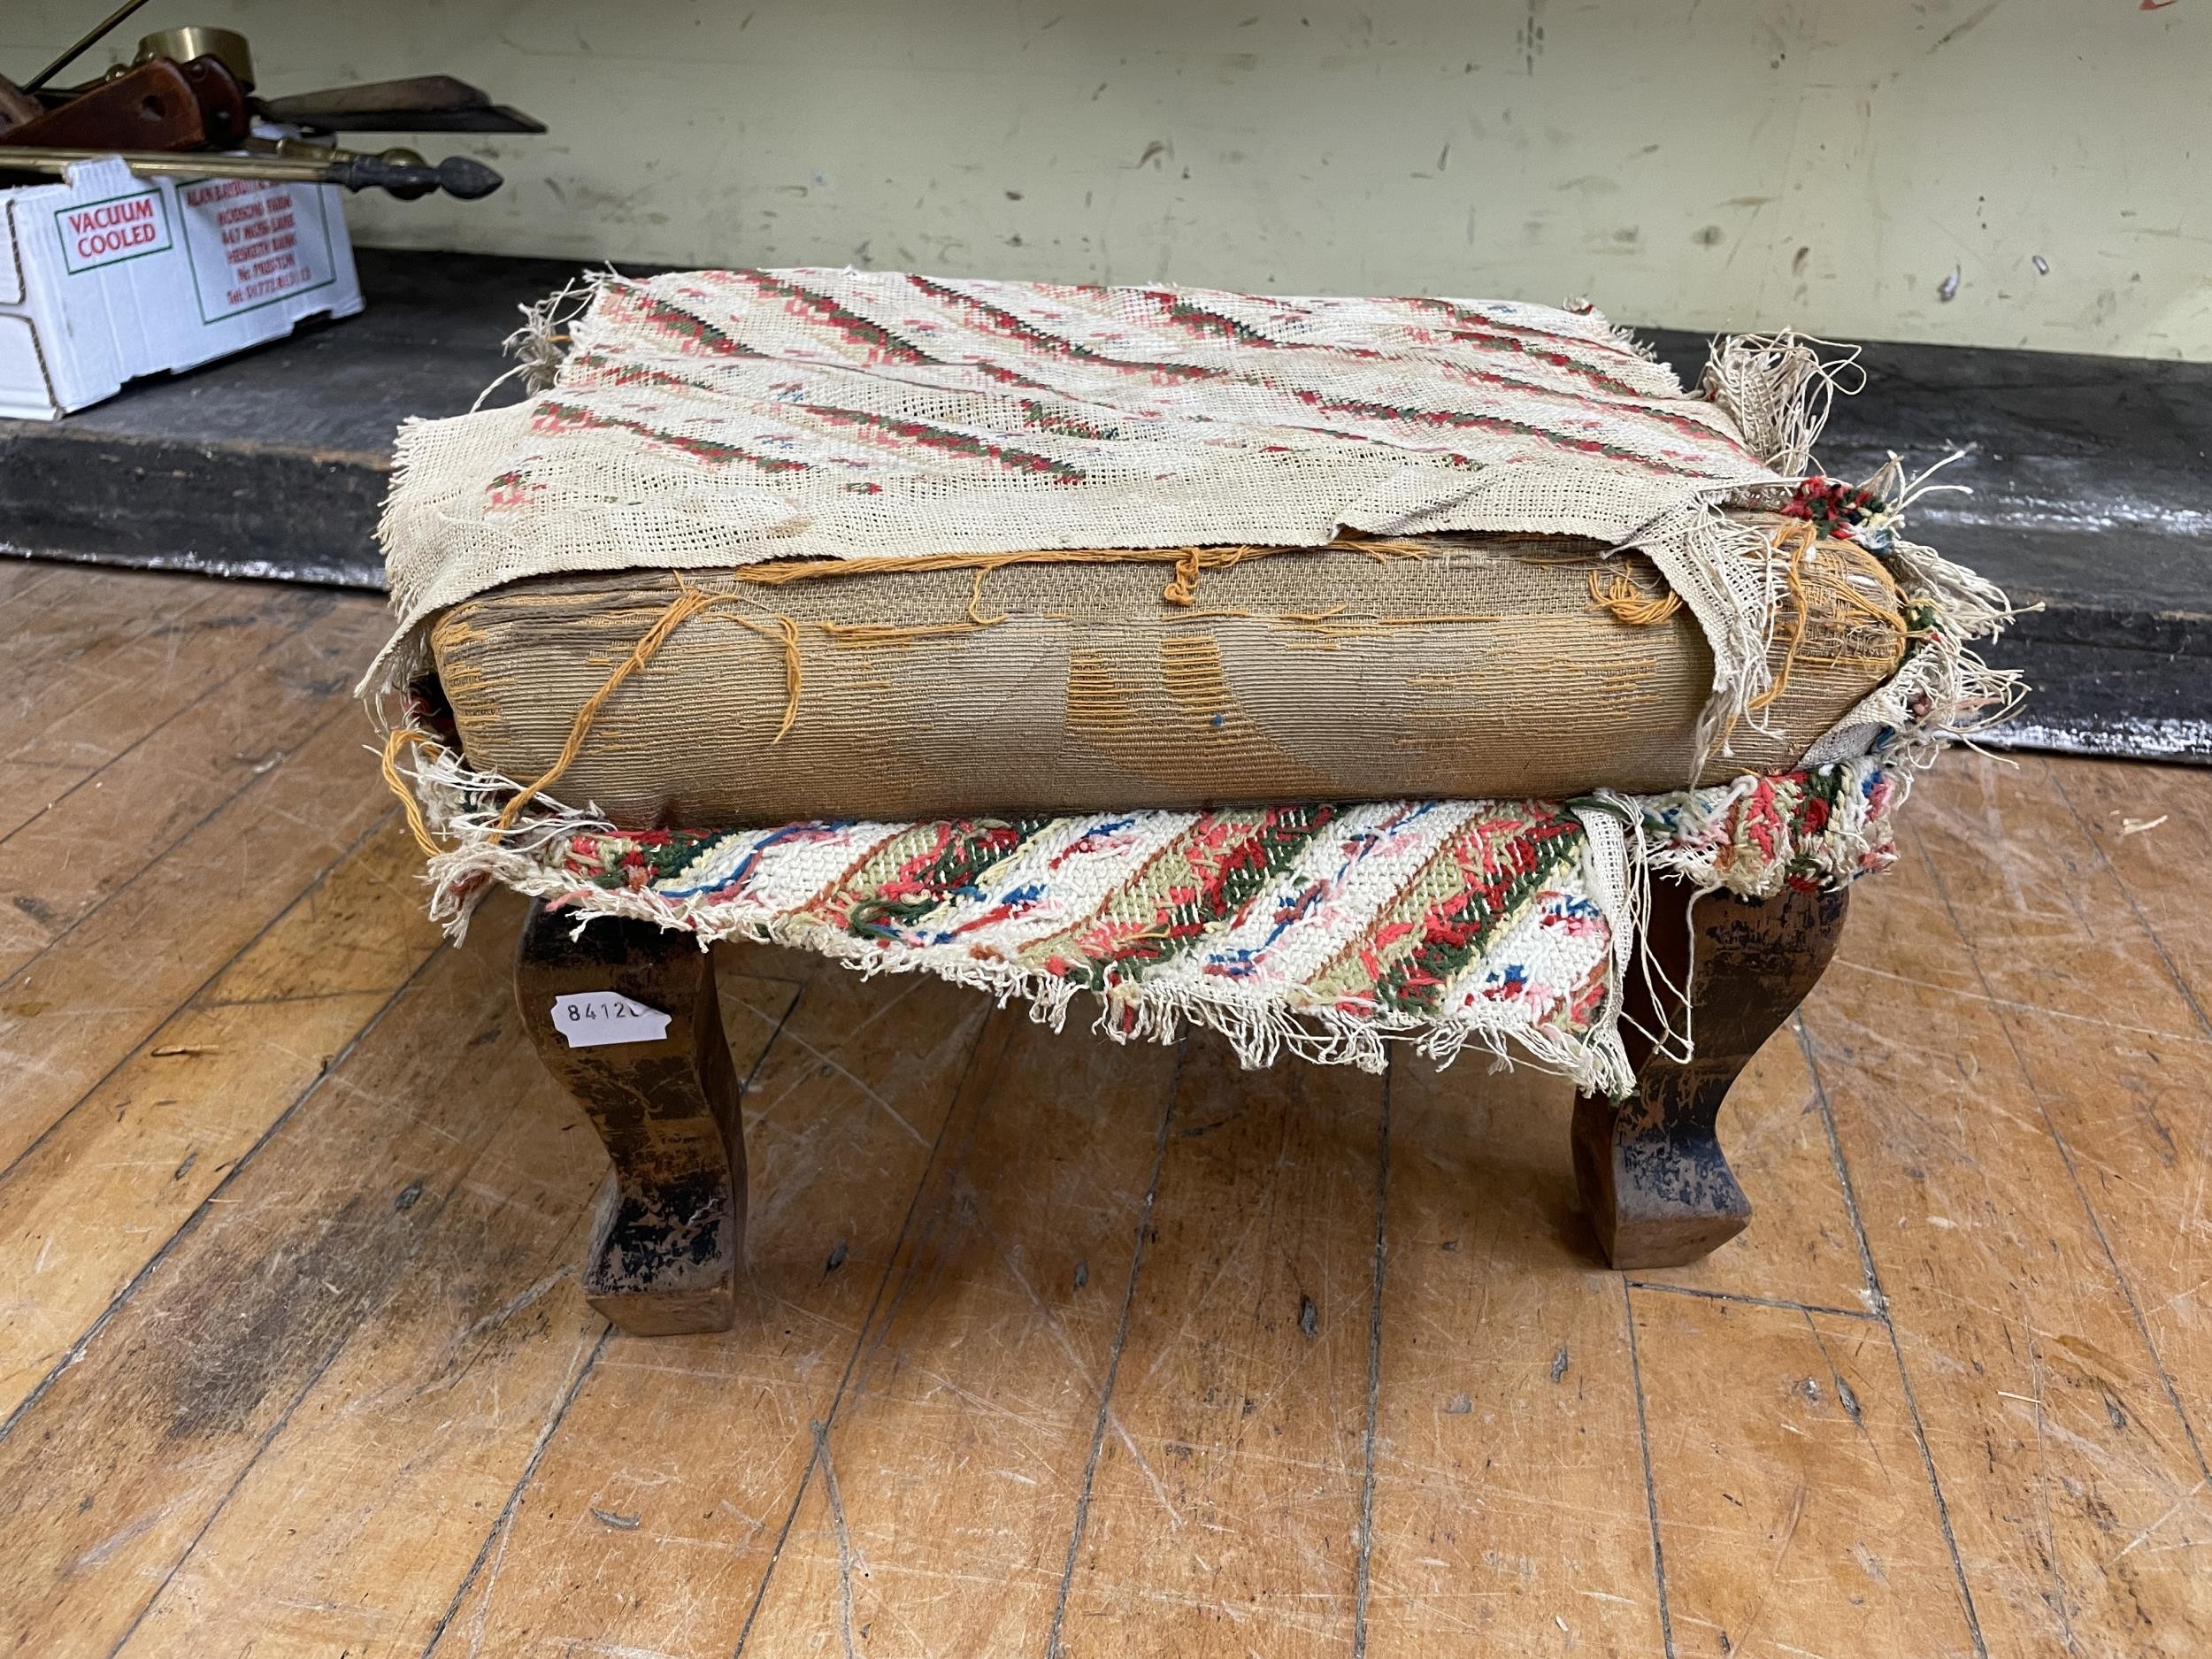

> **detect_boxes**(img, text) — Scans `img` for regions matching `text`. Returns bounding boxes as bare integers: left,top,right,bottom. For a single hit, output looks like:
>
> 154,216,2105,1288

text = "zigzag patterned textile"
451,769,1888,1094
376,271,1789,718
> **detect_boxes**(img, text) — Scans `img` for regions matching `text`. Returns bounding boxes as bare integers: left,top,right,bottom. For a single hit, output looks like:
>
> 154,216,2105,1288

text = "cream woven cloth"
376,270,1831,750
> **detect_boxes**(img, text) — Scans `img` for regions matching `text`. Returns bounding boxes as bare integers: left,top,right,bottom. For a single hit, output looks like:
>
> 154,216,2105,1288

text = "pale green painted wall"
9,1,2206,357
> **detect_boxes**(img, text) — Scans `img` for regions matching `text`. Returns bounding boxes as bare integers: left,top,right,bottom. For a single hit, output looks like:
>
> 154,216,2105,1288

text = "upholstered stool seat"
372,268,2015,1335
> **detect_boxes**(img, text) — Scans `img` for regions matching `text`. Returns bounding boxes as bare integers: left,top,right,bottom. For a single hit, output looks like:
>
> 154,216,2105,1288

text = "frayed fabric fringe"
1617,497,1792,768
432,824,1643,1098
371,472,2015,1094
1702,331,1863,483
380,734,1895,1097
1625,331,1886,768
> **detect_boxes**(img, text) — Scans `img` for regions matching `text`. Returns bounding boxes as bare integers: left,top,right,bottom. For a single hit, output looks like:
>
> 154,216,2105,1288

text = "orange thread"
717,537,1428,609
1588,565,1684,626
1747,520,1818,712
1161,547,1205,606
491,583,805,836
459,538,1437,836
966,565,1010,626
380,727,448,856
493,583,724,832
818,618,997,645
717,610,805,741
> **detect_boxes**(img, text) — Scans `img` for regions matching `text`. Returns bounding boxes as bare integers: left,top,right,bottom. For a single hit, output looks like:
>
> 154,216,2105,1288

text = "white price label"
549,992,672,1048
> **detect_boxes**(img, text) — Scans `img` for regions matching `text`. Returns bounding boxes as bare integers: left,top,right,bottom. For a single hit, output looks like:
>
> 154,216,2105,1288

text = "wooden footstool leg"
1574,876,1849,1270
515,900,746,1335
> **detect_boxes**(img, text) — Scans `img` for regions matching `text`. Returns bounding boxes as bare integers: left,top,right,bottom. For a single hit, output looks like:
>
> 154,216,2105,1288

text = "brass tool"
0,143,503,199
134,26,254,89
24,12,541,135
12,8,540,194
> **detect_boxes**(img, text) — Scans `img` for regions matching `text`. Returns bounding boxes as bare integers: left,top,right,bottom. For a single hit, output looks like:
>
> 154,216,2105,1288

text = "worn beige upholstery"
426,518,1903,828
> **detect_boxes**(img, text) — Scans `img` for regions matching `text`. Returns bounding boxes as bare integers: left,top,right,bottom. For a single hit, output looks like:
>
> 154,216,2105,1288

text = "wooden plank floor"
4,559,2209,1658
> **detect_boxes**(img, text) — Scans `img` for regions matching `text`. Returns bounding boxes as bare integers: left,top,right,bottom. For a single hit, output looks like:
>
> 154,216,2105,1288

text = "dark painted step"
1641,329,2212,763
1,251,2204,760
0,249,557,588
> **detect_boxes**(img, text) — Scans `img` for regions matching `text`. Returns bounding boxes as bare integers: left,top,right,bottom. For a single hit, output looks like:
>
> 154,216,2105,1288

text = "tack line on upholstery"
400,518,1905,839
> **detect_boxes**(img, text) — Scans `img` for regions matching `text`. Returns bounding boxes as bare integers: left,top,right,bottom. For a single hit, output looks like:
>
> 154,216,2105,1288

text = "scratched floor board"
426,957,993,1658
0,572,312,841
0,566,311,765
1053,1034,1386,1659
0,559,230,687
0,758,83,846
1360,1059,1664,1657
107,924,805,1659
0,558,64,609
3,562,2210,1657
0,892,549,1659
1912,756,2212,1454
738,1009,1179,1656
0,819,438,1420
1799,802,2212,1655
2045,755,2212,1027
0,594,388,964
5,577,331,747
1630,1290,1981,1659
0,693,397,1170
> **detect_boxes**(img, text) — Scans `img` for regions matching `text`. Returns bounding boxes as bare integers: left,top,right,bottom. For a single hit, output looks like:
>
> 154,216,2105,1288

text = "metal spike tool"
0,143,503,199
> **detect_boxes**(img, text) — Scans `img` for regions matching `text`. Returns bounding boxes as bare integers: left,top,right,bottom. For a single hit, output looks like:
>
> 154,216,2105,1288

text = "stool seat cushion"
426,516,1902,829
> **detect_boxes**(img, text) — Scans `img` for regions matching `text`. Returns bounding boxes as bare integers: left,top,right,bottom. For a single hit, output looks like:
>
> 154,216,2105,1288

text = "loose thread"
1598,520,1896,718
718,610,805,741
1161,547,1206,606
1371,611,1507,626
718,535,1428,609
1747,520,1819,712
380,726,449,856
490,581,804,836
461,536,1440,841
967,565,1010,626
1588,565,1684,626
1821,557,1909,644
818,618,999,645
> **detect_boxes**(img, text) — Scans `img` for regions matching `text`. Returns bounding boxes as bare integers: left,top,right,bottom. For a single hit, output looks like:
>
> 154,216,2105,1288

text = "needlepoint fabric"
420,766,1896,1094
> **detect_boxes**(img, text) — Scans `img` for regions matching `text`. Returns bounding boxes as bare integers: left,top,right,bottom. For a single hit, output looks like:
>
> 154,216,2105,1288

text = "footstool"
370,270,2014,1334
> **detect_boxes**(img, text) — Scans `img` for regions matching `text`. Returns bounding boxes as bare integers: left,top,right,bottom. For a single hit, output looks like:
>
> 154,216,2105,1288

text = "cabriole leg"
1574,876,1849,1270
515,900,746,1334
